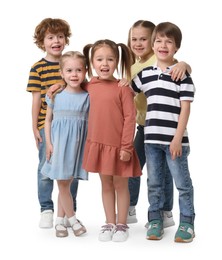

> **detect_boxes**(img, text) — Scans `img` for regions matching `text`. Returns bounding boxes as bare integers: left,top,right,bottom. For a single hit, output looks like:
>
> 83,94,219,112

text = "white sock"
55,217,66,231
55,217,64,225
68,215,77,227
69,215,84,231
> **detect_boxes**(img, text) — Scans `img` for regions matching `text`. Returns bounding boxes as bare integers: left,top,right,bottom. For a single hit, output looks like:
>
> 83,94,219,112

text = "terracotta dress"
82,77,142,177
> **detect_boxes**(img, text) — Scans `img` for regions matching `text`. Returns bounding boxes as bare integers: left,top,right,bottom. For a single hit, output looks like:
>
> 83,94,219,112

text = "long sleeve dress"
82,77,142,177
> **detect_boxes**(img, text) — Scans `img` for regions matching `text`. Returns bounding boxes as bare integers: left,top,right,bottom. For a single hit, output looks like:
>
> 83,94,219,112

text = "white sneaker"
98,223,116,242
145,211,175,229
39,210,53,228
126,206,138,224
112,224,129,242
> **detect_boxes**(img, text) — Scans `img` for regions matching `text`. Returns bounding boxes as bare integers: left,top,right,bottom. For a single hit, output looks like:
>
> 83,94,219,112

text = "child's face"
43,32,66,58
60,57,86,90
92,46,117,80
130,26,153,62
152,34,178,64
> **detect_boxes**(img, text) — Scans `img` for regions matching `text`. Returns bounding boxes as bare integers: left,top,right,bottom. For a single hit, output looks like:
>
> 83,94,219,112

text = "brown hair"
34,18,71,51
83,39,132,80
151,22,182,49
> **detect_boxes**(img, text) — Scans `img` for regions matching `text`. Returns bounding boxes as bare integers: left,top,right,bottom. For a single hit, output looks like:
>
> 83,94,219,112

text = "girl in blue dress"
41,51,89,238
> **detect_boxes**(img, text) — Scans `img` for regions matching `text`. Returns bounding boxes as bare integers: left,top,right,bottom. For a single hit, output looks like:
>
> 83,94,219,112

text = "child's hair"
59,50,87,70
34,18,72,51
83,39,132,80
51,51,87,101
151,22,182,49
127,20,156,63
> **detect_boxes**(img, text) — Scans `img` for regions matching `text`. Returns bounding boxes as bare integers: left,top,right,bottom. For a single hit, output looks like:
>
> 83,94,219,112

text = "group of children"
26,17,195,243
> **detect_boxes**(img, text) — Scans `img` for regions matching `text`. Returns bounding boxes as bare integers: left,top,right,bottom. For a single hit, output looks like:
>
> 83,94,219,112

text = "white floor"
2,168,219,260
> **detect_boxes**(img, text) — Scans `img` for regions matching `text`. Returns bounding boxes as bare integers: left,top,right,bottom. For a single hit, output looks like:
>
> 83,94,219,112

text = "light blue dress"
41,90,89,180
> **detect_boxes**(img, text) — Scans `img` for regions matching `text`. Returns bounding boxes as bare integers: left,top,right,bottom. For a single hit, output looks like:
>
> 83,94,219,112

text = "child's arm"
170,62,192,81
118,78,130,87
47,81,65,98
120,87,137,157
32,92,42,148
170,100,190,160
44,105,53,161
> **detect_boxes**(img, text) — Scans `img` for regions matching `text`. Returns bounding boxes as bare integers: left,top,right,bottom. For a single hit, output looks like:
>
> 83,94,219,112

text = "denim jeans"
38,128,79,212
128,125,173,211
145,143,195,225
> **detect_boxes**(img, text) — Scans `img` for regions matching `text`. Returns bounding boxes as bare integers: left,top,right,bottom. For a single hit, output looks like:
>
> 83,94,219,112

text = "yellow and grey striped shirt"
26,58,62,130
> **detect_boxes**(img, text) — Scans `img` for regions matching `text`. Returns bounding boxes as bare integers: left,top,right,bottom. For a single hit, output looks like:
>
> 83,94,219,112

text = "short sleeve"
45,94,54,108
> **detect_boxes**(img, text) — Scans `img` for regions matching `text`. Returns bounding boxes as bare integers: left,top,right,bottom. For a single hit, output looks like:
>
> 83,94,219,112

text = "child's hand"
169,139,182,160
170,61,187,81
118,78,130,87
47,83,64,98
33,128,42,149
46,144,53,161
120,150,131,161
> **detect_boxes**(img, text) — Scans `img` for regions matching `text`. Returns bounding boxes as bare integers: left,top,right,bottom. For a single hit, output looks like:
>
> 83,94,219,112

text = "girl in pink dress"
82,39,142,242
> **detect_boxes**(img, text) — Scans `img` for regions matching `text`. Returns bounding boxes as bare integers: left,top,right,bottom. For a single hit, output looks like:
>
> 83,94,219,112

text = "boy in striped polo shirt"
27,18,79,229
132,22,195,243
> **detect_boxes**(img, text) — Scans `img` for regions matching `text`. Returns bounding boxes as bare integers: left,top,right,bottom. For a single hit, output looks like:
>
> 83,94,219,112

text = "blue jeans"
38,128,79,212
128,125,173,211
145,143,195,225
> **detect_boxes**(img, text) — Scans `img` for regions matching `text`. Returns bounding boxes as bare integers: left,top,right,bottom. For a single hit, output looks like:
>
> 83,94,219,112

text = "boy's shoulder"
30,58,47,69
31,58,60,68
30,58,60,74
138,65,156,78
142,65,156,71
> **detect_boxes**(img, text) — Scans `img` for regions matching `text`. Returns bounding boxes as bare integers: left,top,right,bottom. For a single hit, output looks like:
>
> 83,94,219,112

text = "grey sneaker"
39,210,53,228
126,206,138,224
163,211,175,228
145,211,175,229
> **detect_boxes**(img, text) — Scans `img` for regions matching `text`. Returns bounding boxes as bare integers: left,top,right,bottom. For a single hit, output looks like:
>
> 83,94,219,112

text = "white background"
1,0,221,259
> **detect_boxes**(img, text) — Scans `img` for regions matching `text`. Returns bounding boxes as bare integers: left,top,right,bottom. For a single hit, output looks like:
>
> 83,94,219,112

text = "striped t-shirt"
26,58,62,130
132,65,195,145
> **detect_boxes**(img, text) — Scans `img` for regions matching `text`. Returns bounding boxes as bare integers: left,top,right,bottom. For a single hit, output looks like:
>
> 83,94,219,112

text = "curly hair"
33,18,71,51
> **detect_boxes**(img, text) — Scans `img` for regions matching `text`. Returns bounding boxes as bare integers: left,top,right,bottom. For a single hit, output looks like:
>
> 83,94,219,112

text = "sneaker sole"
98,236,113,242
112,237,128,242
56,230,68,237
39,223,53,228
175,233,195,243
146,234,163,240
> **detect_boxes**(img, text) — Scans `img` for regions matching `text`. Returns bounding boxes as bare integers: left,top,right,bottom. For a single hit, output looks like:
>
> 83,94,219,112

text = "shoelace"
151,223,159,229
179,225,186,232
101,224,114,233
114,224,129,233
